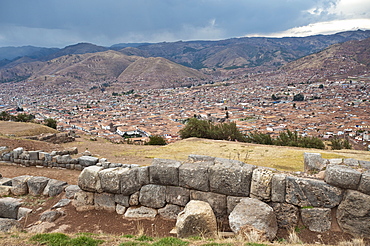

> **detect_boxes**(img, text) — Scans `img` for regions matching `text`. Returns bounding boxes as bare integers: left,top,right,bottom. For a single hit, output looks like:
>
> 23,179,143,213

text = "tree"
147,135,167,145
293,94,304,101
44,118,57,129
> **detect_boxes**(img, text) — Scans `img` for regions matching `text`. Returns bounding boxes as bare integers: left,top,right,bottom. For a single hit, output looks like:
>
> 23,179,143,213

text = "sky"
0,0,370,48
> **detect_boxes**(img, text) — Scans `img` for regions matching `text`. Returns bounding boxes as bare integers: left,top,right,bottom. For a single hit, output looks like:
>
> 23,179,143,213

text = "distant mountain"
42,43,108,61
117,57,209,89
110,42,153,50
0,46,59,61
281,37,370,79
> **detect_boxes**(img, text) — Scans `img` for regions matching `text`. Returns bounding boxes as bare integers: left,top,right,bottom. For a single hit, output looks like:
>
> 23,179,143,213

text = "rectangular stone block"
324,164,362,189
179,162,211,191
190,190,227,220
166,186,190,206
271,173,286,202
149,158,181,186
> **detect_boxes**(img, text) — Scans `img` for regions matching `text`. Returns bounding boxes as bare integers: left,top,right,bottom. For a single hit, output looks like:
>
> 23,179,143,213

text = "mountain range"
1,29,370,88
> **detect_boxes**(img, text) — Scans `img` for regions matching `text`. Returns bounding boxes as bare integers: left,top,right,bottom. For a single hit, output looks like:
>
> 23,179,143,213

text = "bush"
44,118,57,129
147,135,167,145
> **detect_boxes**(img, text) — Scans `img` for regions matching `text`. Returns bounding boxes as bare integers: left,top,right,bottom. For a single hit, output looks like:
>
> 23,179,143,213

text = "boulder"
337,190,370,238
166,186,190,206
0,177,12,186
56,155,72,164
99,167,129,193
72,191,95,211
40,210,64,222
158,204,183,220
51,199,71,209
190,190,227,220
11,175,32,195
209,159,255,196
78,166,104,192
271,173,286,203
27,176,50,196
324,164,362,189
179,162,212,191
116,204,126,215
359,160,370,169
78,156,99,167
17,207,32,220
124,206,158,218
343,158,359,167
43,179,67,197
358,171,370,195
301,208,332,233
269,202,299,229
149,158,181,186
176,200,217,238
129,192,140,206
12,147,24,159
0,185,11,196
304,152,327,173
250,168,275,201
28,151,39,160
0,197,22,219
139,184,166,208
115,194,130,207
94,193,116,212
120,168,142,195
227,196,244,215
187,155,216,163
0,218,22,232
229,198,277,241
65,185,82,199
285,176,343,208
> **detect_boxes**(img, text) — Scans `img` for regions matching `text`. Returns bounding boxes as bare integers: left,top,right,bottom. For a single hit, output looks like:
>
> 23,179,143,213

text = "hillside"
281,37,370,79
117,57,209,89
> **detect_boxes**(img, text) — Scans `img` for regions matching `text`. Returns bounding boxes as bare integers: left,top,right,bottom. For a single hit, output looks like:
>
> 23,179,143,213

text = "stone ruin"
0,147,370,240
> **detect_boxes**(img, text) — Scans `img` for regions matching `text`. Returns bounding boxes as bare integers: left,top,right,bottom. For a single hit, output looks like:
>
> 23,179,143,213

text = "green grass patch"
245,243,269,246
122,234,135,238
135,235,154,242
202,243,233,246
29,233,104,246
119,242,150,246
152,237,189,246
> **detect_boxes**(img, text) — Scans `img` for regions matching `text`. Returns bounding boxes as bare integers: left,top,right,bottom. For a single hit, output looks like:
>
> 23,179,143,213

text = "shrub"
147,135,167,145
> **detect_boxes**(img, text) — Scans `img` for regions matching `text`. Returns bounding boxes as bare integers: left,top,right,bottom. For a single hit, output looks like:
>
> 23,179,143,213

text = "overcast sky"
0,0,370,48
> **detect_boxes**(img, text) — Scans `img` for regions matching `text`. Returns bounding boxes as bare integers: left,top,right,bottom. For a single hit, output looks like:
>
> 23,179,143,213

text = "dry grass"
0,121,57,137
62,137,370,172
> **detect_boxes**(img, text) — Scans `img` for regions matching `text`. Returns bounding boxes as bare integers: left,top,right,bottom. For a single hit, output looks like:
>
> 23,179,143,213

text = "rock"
43,179,67,197
11,175,32,195
78,155,98,166
227,196,244,215
158,204,183,220
27,176,50,196
40,210,64,222
129,192,140,206
187,155,216,163
176,200,217,238
99,167,129,193
124,206,157,218
116,204,126,215
138,166,150,186
52,199,71,209
285,176,343,208
149,158,181,186
343,158,359,167
0,177,12,186
56,155,72,164
18,207,32,220
250,168,275,201
269,203,299,229
301,208,331,233
115,194,130,207
271,173,286,203
28,151,39,160
72,191,95,211
337,190,370,238
139,184,166,208
78,166,104,192
94,193,116,212
324,164,362,189
120,168,142,195
359,160,370,169
0,185,11,196
179,162,212,191
209,159,255,196
359,171,370,195
190,190,227,220
65,185,82,199
0,197,22,219
12,147,24,159
328,159,343,165
166,186,190,206
0,218,22,232
304,152,326,173
229,198,278,241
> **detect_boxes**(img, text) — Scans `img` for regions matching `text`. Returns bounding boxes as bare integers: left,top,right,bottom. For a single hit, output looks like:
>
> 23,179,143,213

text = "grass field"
0,121,57,137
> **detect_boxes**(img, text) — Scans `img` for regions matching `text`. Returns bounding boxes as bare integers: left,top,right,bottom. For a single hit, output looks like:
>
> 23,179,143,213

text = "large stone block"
43,179,68,197
72,191,95,211
166,186,190,206
27,176,50,196
250,168,275,201
271,173,286,203
139,184,166,208
358,171,370,195
269,202,299,229
227,196,244,215
285,176,343,208
78,166,104,192
158,204,183,220
28,151,39,160
0,218,22,232
187,155,216,163
99,167,129,194
78,156,99,167
12,147,24,159
65,185,82,199
149,158,181,186
209,159,255,196
11,175,32,195
229,198,278,241
301,208,331,233
114,194,130,207
0,197,22,219
190,190,227,220
56,155,72,164
120,168,142,195
94,193,116,212
179,162,212,191
325,164,362,189
124,206,157,218
337,190,370,238
176,200,217,238
304,152,326,173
